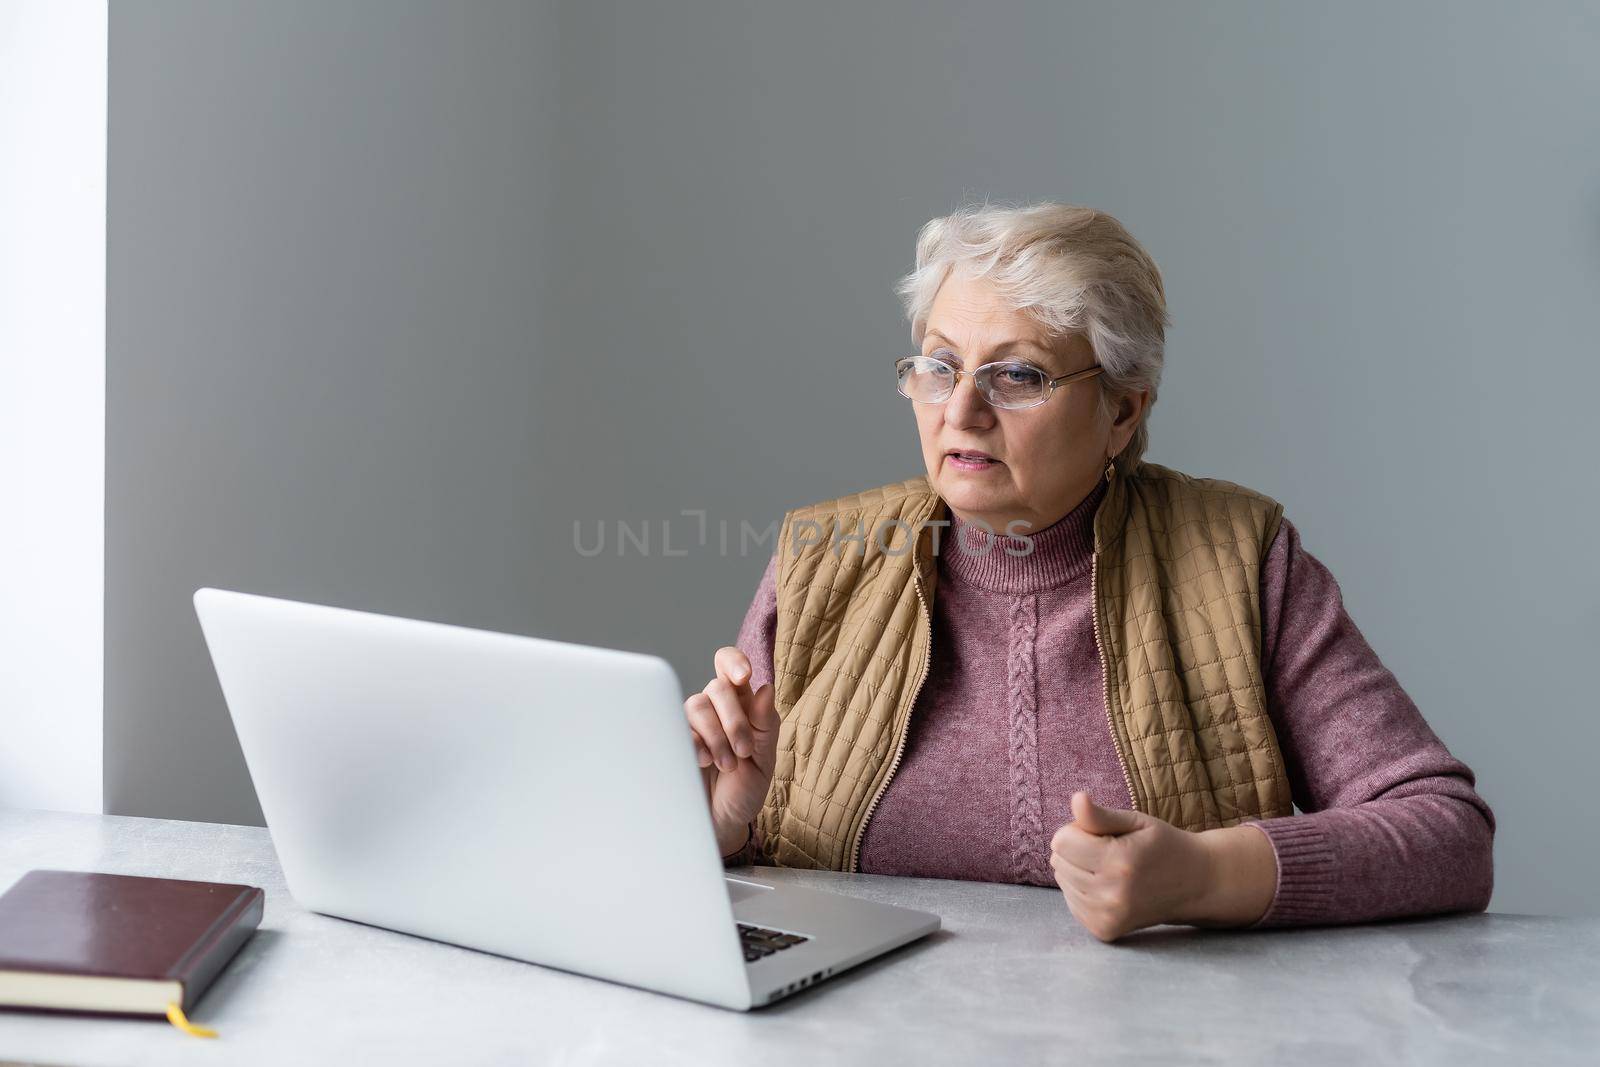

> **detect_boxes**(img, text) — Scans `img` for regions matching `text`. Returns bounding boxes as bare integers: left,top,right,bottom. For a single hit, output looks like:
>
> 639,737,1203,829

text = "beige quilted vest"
757,460,1294,871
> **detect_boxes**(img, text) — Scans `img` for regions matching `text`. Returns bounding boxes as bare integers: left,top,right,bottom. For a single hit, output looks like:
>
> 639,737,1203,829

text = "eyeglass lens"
897,357,1049,409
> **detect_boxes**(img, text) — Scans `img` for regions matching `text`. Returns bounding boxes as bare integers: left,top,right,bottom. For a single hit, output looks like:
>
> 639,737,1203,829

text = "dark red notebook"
0,869,264,1019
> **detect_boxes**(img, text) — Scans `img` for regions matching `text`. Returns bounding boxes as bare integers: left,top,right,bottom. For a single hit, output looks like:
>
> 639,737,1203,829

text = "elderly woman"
683,201,1494,941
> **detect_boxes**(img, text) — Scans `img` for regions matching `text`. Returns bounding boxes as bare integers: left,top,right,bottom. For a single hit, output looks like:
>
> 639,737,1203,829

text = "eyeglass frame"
893,352,1105,410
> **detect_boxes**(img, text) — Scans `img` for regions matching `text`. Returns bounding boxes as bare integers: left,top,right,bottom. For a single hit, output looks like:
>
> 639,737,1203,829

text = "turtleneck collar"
937,475,1108,593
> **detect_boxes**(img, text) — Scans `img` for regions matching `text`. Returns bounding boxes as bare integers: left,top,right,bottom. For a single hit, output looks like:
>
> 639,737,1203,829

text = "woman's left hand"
1049,791,1278,942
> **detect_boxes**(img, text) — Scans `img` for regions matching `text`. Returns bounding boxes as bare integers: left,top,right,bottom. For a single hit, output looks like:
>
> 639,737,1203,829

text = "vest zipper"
847,563,933,873
1090,549,1139,811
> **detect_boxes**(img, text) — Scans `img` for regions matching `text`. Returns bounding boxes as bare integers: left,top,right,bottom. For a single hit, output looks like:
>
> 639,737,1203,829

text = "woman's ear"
1113,388,1150,431
1106,388,1150,458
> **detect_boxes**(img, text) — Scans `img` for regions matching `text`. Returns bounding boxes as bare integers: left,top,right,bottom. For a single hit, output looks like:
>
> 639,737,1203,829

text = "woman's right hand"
684,646,779,856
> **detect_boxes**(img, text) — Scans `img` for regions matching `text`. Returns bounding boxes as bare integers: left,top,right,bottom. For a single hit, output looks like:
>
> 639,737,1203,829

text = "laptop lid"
192,587,753,1010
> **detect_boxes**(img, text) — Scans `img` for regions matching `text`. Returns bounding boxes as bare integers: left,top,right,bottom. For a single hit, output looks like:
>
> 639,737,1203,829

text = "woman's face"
911,269,1144,534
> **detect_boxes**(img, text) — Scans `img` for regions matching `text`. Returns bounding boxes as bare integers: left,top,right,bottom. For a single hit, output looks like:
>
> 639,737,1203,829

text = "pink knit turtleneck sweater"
725,476,1495,928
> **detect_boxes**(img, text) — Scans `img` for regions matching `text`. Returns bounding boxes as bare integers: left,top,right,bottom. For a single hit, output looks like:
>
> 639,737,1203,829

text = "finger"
690,732,713,768
1051,822,1113,873
748,680,779,737
1054,855,1125,912
703,678,755,761
1055,876,1100,930
686,695,733,765
1071,790,1144,837
713,649,758,736
685,694,737,772
714,646,754,691
1053,874,1126,943
1049,851,1096,895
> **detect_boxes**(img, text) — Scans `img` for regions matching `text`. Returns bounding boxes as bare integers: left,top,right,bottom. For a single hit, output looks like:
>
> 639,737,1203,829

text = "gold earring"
1104,457,1116,483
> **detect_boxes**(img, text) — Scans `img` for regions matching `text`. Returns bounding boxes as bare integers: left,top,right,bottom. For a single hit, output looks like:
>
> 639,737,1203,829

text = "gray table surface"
0,810,1594,1066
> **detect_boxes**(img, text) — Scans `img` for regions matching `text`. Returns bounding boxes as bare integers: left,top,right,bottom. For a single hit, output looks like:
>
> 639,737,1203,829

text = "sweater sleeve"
720,549,780,868
1243,517,1496,927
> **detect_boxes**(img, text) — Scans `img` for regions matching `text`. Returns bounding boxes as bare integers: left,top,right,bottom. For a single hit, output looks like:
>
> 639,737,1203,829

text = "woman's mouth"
946,449,1002,472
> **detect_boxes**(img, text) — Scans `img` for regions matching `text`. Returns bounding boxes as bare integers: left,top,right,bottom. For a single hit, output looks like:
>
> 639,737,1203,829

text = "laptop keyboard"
738,922,810,962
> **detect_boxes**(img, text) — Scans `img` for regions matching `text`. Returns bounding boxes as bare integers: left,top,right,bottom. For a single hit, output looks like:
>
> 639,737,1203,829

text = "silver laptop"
192,587,940,1011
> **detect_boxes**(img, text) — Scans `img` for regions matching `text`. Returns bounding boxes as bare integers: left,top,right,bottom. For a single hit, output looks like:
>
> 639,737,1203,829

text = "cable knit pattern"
727,478,1495,927
1006,593,1049,884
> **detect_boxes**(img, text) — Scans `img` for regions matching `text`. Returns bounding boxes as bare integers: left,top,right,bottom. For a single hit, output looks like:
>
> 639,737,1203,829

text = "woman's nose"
944,374,995,428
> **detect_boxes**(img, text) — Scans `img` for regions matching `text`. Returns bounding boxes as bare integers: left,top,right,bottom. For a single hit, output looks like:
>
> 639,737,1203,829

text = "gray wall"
109,1,1599,916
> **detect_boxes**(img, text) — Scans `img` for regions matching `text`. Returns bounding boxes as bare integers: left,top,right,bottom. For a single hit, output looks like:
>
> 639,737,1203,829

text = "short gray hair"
894,200,1169,476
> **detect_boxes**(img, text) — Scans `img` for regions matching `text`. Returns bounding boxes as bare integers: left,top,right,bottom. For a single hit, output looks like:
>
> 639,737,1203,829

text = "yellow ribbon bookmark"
166,1002,218,1038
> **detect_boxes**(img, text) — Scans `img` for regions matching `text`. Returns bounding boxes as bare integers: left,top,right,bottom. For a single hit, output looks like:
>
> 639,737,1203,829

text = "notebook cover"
0,869,264,1016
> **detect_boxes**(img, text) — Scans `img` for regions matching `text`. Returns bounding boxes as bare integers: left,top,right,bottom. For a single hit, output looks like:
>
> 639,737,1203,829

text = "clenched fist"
1049,791,1278,942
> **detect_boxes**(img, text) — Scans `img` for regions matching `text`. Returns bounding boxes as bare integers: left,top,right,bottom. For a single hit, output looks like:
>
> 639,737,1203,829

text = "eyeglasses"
894,352,1104,410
